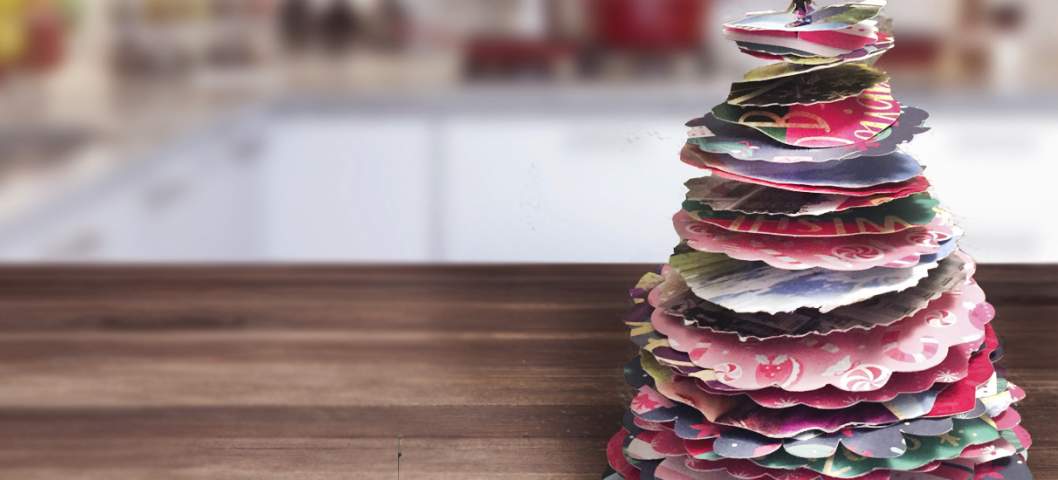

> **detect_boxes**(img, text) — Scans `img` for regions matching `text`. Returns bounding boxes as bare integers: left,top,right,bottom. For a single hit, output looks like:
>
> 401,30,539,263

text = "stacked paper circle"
604,2,1034,479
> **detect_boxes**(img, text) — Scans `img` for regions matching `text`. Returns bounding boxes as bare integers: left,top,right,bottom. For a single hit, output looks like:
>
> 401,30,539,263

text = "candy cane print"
882,331,942,363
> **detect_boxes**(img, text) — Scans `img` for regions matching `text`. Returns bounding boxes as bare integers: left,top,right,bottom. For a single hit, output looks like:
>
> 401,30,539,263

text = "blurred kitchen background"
0,0,1054,263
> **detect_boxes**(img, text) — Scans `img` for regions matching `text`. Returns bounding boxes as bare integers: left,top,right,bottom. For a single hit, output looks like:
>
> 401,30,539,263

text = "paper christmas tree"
605,1,1035,479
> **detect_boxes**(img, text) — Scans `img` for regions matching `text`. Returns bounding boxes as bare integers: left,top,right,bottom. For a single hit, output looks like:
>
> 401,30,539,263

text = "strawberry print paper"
674,211,952,271
652,280,993,392
712,83,902,148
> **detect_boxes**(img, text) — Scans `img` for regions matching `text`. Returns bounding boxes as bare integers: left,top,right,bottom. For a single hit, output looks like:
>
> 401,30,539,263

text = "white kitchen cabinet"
903,110,1058,263
256,115,435,261
132,133,262,261
0,135,262,261
0,188,143,261
438,114,695,263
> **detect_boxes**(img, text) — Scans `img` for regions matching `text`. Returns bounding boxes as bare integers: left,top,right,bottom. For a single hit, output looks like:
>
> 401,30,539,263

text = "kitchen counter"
0,264,1053,479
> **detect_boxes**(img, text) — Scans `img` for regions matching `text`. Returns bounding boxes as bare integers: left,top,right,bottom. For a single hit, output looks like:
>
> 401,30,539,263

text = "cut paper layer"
712,83,901,148
674,211,952,271
657,456,919,480
740,326,998,410
723,1,885,59
728,63,889,107
684,176,916,217
655,252,973,340
627,417,958,463
668,250,938,314
724,24,878,62
631,355,981,439
681,144,924,189
630,357,1023,459
679,385,948,439
687,107,930,164
628,430,688,461
752,418,1006,479
741,37,894,82
681,193,940,237
723,1,887,35
699,166,931,198
609,428,642,480
901,455,1033,480
634,370,1015,445
716,418,954,460
630,381,947,442
653,279,993,391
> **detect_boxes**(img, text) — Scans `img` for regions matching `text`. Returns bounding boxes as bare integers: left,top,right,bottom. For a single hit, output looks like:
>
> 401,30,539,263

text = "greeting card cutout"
669,249,939,314
684,176,917,217
657,252,972,341
681,144,924,189
682,193,940,238
712,83,901,148
653,278,992,392
729,63,889,107
675,211,951,271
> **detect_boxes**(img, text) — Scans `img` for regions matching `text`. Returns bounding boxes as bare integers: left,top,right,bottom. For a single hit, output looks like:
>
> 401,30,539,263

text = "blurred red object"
590,0,707,51
21,0,67,71
464,37,575,78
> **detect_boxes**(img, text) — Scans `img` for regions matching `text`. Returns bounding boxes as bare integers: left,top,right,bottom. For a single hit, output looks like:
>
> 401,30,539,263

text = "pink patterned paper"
724,24,878,55
607,429,642,480
628,430,687,460
674,211,953,271
715,83,903,148
739,327,997,410
652,281,994,392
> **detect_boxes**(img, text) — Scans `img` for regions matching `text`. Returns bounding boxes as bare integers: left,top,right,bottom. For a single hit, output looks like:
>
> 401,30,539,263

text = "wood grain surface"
0,264,1052,479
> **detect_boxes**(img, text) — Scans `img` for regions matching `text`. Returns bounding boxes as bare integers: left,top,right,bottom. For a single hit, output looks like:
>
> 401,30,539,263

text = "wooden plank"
0,264,1050,478
0,438,397,480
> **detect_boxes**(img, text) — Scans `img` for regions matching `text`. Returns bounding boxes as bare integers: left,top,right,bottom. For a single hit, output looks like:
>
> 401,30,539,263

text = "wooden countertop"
0,265,1053,479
